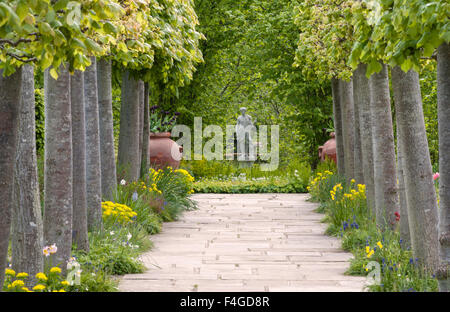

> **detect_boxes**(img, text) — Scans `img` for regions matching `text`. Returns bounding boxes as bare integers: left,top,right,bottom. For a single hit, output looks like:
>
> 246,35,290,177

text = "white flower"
127,233,132,241
67,257,80,271
76,269,82,277
49,244,57,254
120,179,126,185
110,231,115,235
43,246,50,257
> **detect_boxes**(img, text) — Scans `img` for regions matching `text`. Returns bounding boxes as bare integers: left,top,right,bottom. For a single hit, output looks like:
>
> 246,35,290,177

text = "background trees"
171,0,331,167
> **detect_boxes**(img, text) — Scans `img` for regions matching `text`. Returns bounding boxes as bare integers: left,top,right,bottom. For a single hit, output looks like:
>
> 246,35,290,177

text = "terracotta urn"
318,132,337,164
149,132,183,169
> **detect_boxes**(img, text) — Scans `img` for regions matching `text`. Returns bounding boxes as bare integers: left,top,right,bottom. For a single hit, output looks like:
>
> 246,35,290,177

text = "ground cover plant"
308,164,439,292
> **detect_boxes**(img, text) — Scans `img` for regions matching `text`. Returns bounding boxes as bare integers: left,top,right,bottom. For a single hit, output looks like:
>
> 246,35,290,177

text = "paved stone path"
119,194,367,292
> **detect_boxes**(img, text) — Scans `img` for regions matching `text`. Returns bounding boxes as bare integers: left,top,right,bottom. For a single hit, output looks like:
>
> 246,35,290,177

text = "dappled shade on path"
119,194,366,292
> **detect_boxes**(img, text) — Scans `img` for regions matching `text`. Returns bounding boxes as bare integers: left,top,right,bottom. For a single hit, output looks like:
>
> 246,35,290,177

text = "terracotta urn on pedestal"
149,132,183,169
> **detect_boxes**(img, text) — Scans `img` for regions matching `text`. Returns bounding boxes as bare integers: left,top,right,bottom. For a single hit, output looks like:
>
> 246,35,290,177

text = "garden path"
119,193,367,292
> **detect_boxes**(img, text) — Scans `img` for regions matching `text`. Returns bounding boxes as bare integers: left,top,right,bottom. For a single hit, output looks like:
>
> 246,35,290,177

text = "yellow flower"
11,280,25,288
376,241,383,249
365,246,370,254
351,179,355,184
21,287,32,292
59,289,66,292
33,284,46,291
50,267,62,274
5,268,16,276
16,272,29,279
367,250,374,258
61,280,70,286
36,272,48,281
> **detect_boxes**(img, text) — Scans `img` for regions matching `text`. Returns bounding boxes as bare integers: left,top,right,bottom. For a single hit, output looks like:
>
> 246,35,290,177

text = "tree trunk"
84,57,103,231
44,65,73,272
354,64,375,215
0,68,22,288
339,79,355,181
395,105,411,248
352,69,364,184
369,63,398,228
138,81,144,172
396,118,411,248
332,78,345,176
118,70,140,182
437,42,450,291
392,66,439,271
97,58,117,200
71,70,89,252
11,65,43,285
141,82,150,177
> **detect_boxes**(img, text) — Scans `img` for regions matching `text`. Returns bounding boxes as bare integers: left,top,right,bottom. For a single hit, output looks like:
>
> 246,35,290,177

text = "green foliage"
0,0,125,75
349,0,449,76
149,106,179,133
35,87,44,154
294,0,354,81
420,60,439,167
68,269,118,292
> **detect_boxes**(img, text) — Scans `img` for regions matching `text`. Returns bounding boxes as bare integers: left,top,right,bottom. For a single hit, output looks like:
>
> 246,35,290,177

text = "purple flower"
343,222,349,231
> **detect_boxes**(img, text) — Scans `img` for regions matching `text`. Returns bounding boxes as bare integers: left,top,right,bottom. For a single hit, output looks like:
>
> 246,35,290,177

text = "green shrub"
194,176,308,193
74,225,149,276
190,160,312,193
68,268,118,292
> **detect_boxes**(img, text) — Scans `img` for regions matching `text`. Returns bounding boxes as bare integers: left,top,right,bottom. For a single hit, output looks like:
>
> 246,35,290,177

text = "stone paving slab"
119,194,367,292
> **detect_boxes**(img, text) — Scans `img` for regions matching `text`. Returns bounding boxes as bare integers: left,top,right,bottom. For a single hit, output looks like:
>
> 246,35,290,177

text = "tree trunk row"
333,59,443,283
0,58,120,286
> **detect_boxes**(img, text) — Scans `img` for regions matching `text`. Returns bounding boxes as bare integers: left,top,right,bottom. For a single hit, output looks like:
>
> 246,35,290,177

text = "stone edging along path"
119,193,367,292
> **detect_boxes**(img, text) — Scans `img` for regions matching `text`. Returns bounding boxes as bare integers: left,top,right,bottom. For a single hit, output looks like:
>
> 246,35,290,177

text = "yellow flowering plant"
102,201,138,225
3,267,70,292
116,165,196,227
307,169,338,201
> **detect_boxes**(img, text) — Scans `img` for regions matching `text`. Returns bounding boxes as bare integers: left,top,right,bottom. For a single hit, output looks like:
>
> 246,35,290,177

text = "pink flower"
433,172,440,181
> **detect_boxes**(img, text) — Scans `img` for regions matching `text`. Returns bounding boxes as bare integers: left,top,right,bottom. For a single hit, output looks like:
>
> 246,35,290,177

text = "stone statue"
235,107,256,162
